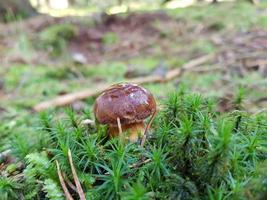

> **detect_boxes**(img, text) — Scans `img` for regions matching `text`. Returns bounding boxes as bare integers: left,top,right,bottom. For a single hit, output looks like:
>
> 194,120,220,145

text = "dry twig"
63,172,78,193
129,158,151,168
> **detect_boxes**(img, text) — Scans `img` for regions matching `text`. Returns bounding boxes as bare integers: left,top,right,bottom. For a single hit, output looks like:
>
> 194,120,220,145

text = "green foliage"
20,152,59,199
192,40,215,54
10,133,33,160
258,16,267,27
243,160,267,200
102,32,119,45
121,182,152,200
39,24,77,56
43,179,64,200
1,9,26,23
0,177,21,200
24,152,57,180
4,91,267,199
168,2,265,32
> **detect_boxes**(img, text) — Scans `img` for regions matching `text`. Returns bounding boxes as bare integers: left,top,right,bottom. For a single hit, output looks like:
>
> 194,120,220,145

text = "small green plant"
43,179,64,200
3,90,267,199
39,24,77,56
0,177,21,200
2,9,25,23
102,32,119,45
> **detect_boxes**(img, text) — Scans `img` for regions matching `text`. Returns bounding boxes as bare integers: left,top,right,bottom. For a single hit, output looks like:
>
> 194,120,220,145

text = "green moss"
1,4,267,198
129,57,161,71
145,82,176,98
258,16,267,27
4,91,266,199
83,62,127,81
167,2,260,31
40,24,77,43
39,24,77,56
102,32,119,45
191,40,215,54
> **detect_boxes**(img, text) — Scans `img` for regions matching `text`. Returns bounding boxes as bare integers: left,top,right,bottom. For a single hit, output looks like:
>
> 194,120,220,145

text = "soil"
0,12,185,64
68,12,175,63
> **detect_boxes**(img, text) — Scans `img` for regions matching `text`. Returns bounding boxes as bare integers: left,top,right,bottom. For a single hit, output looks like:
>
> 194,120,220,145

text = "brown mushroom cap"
94,83,156,126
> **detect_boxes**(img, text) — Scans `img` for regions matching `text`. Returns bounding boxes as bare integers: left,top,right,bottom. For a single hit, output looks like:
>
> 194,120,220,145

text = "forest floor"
0,2,267,151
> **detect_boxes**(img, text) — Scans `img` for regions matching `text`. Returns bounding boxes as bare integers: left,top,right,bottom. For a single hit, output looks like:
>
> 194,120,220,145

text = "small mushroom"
94,83,156,142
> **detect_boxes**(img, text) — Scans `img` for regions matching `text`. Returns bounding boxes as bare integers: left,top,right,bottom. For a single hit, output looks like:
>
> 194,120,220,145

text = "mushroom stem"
108,121,145,142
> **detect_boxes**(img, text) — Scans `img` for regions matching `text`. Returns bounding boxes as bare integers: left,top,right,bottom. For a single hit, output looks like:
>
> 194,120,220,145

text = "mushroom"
93,83,156,142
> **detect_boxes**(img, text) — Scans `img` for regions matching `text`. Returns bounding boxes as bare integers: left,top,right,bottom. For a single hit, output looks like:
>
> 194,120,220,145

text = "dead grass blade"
56,160,74,200
140,109,157,147
68,149,86,200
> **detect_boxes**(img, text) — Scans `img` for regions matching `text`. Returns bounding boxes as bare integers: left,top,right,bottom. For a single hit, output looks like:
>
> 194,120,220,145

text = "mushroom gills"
108,121,145,142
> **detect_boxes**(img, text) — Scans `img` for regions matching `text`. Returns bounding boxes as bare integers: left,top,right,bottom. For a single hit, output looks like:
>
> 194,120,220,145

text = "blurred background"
0,0,267,150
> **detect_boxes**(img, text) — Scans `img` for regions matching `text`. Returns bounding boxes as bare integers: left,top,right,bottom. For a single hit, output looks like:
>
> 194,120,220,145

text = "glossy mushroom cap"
94,83,156,126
